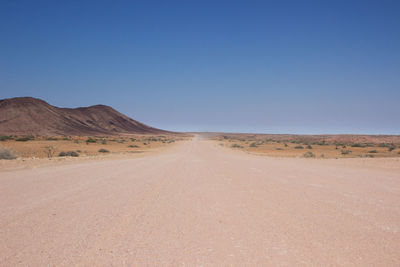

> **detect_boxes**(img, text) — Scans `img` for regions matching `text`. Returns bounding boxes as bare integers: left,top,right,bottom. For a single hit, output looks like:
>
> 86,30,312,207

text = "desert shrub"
364,154,375,158
368,150,378,153
167,140,175,143
294,145,304,149
284,143,288,147
15,136,34,142
378,143,388,147
130,138,136,141
303,151,315,158
143,142,148,145
46,137,58,141
128,145,139,148
388,146,396,152
320,153,325,158
276,148,283,150
101,140,107,145
58,151,79,157
351,143,365,148
0,135,12,141
98,148,109,153
341,150,351,155
86,137,96,144
307,145,313,149
231,144,243,148
314,141,327,146
250,142,258,147
0,147,17,159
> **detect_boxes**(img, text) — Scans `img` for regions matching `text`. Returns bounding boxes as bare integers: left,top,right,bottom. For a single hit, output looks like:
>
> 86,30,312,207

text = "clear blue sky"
1,0,399,134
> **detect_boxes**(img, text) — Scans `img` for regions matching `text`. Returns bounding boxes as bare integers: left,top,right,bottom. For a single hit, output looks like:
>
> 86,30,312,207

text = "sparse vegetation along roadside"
0,135,187,159
98,148,110,153
215,133,400,159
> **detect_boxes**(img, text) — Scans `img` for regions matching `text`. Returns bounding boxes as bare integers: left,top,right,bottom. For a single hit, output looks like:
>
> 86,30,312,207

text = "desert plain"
1,134,400,265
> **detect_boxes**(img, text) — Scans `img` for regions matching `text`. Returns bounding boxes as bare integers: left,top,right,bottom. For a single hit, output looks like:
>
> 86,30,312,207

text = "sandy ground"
1,137,400,266
214,135,400,159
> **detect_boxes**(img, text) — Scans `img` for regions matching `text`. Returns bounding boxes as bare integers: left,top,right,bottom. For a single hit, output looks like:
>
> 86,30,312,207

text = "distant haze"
1,1,399,134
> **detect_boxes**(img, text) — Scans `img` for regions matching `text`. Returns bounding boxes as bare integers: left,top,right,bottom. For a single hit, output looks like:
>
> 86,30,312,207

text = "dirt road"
1,137,399,266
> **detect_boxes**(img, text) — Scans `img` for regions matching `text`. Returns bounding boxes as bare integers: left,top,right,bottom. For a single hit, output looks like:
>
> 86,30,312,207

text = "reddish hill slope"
0,97,171,136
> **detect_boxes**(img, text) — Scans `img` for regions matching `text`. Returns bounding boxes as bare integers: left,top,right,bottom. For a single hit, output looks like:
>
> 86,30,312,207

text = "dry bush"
303,151,315,158
351,143,366,148
231,144,243,148
86,137,96,144
58,151,79,157
128,145,139,148
0,135,12,141
43,145,57,158
0,147,17,159
15,136,34,142
250,142,258,147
